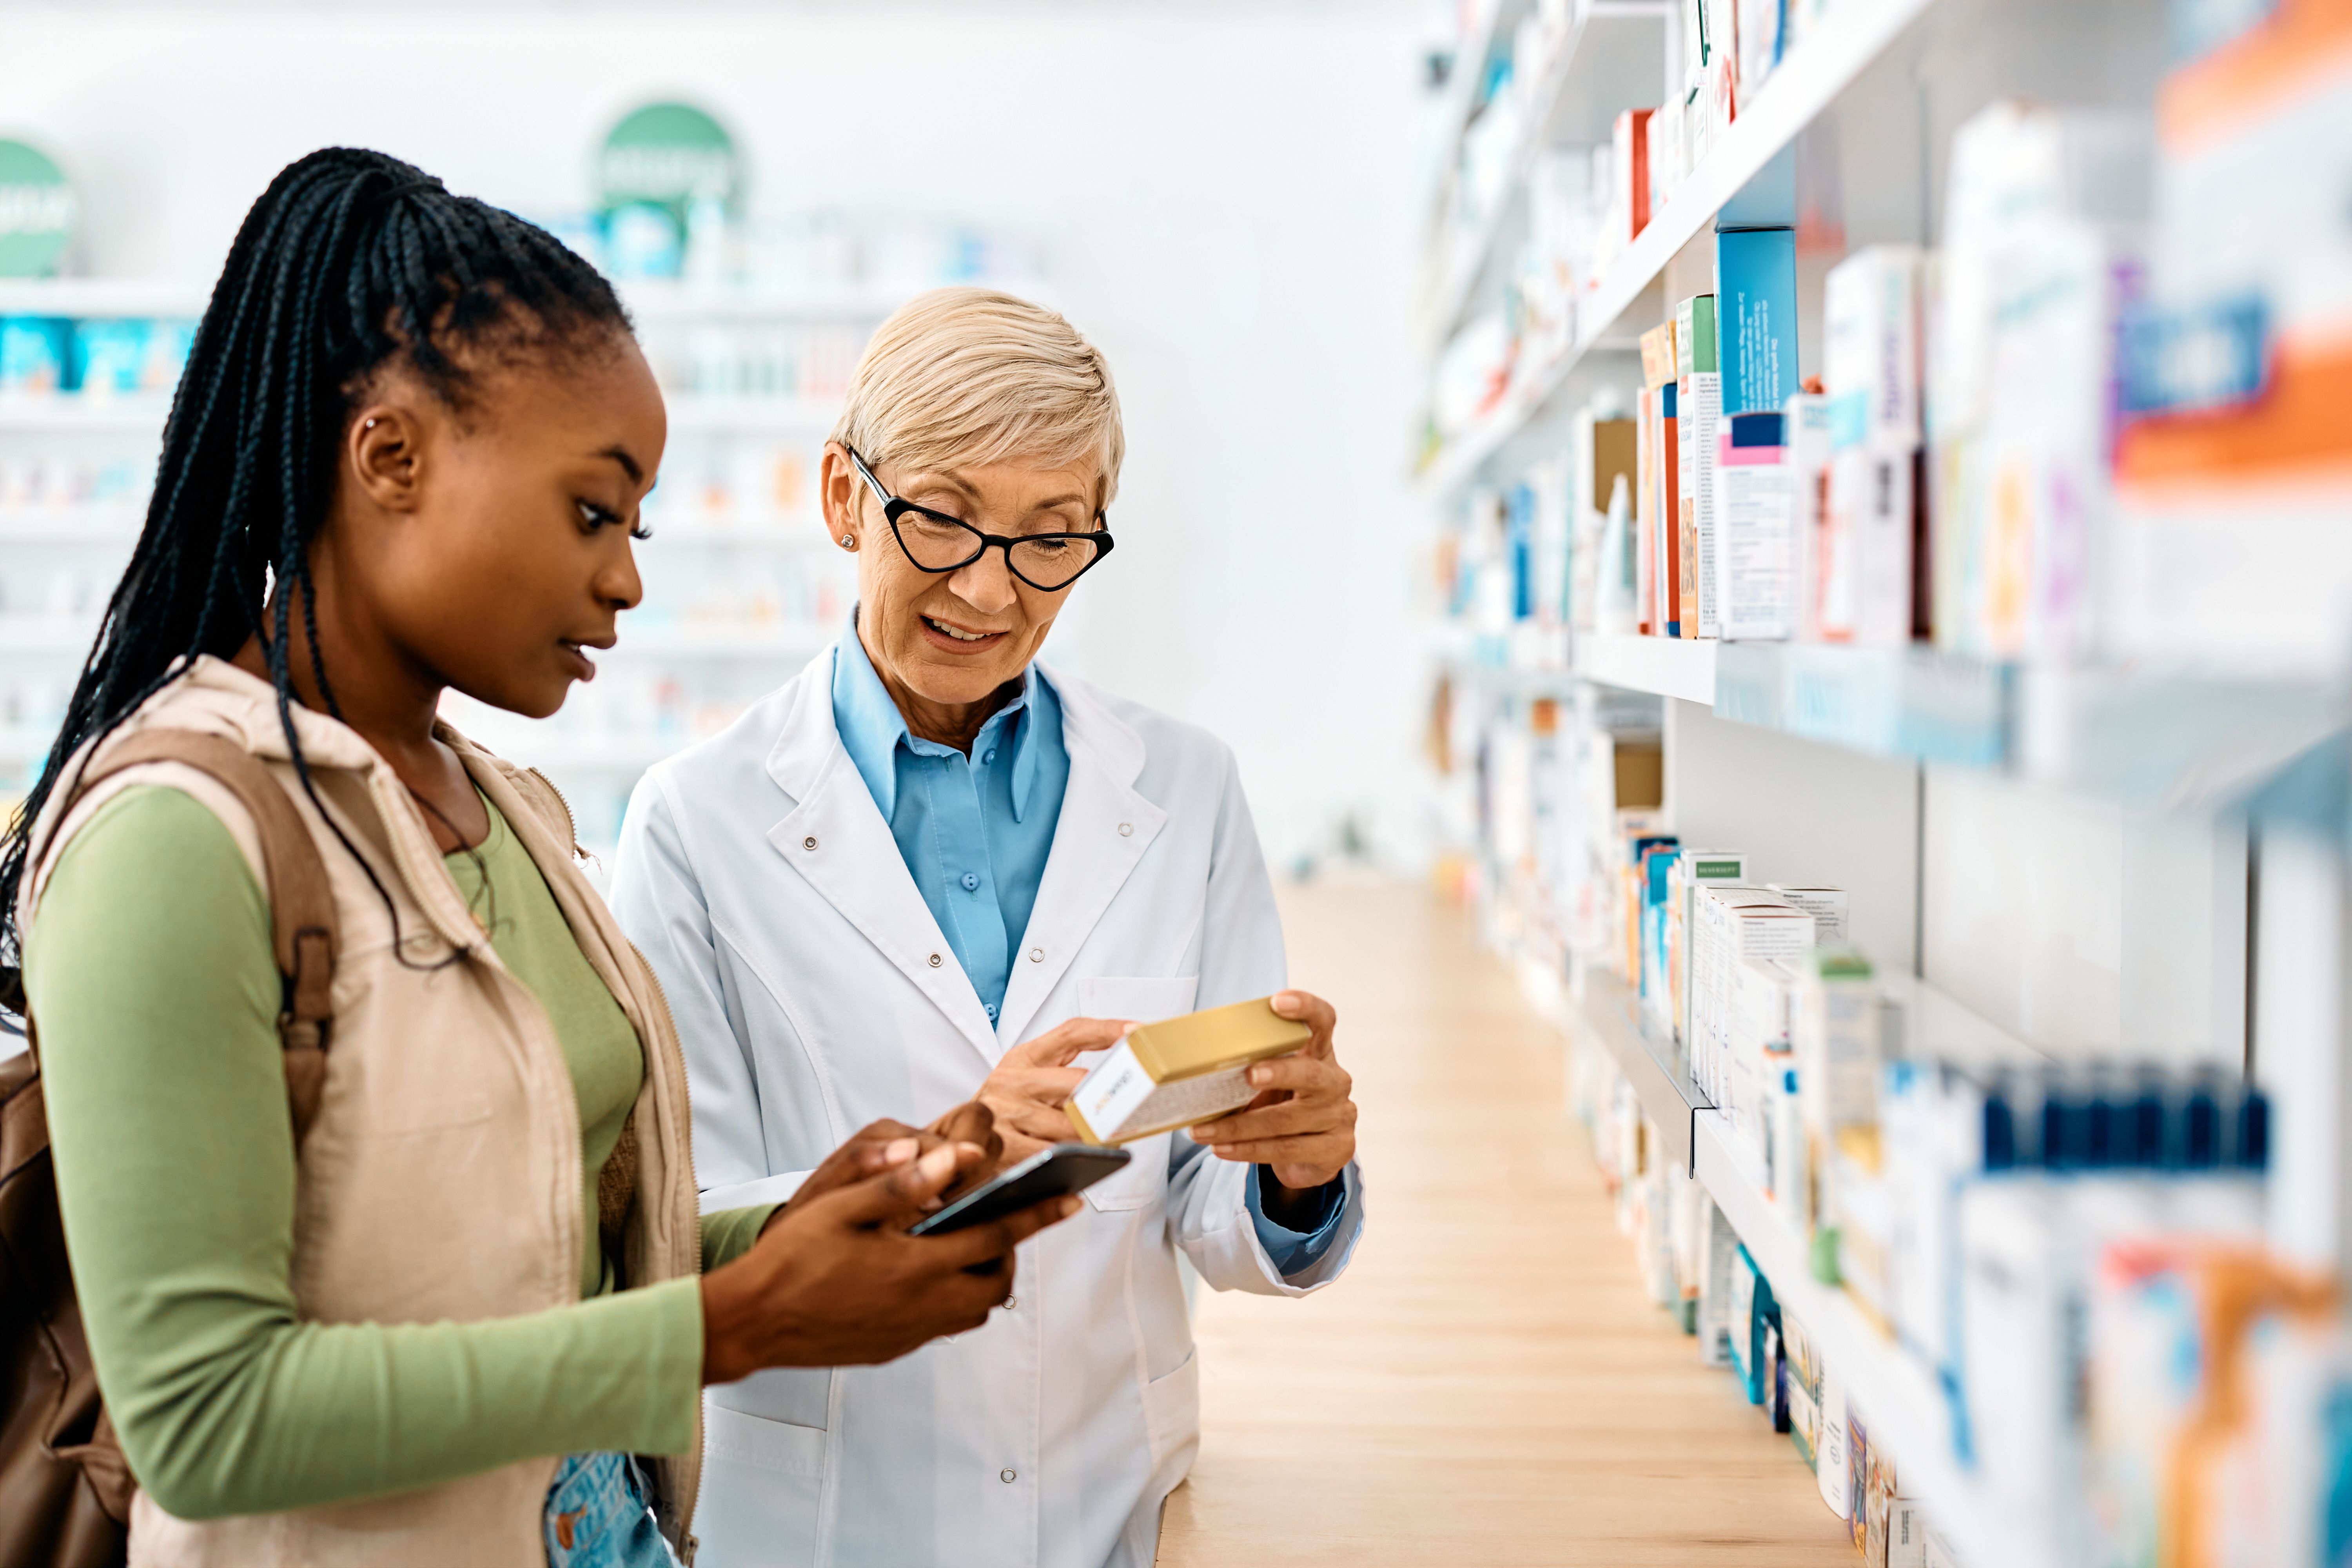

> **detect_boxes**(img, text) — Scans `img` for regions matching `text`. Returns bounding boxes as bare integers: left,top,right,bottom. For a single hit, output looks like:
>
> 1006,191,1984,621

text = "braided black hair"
0,147,631,1005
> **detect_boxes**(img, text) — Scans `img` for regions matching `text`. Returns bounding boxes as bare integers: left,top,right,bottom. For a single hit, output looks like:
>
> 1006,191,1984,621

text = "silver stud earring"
839,534,855,549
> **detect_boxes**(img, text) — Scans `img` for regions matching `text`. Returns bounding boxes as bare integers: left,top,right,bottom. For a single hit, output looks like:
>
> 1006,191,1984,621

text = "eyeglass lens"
894,511,1103,590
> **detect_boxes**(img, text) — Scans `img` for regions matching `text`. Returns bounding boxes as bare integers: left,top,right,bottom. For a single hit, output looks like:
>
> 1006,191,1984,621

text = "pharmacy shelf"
0,509,144,545
1576,632,1715,704
1423,1,1508,228
1688,1110,2042,1568
618,281,912,323
1421,0,1675,347
1548,962,1709,1169
0,279,205,318
0,617,99,655
663,396,842,434
1418,0,1942,496
465,733,683,775
601,625,830,662
0,399,169,436
640,513,828,546
0,726,57,765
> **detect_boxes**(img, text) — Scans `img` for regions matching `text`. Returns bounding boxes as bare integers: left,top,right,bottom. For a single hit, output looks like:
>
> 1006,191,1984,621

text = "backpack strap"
58,729,341,1140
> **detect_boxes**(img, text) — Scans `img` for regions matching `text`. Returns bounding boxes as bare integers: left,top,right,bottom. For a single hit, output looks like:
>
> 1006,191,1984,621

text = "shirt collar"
830,612,1051,822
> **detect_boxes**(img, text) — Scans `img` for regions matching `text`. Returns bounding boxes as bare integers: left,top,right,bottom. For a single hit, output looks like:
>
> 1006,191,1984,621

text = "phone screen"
905,1142,1133,1237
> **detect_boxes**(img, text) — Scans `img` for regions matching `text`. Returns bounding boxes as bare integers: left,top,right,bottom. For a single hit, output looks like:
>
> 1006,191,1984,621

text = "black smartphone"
904,1142,1132,1238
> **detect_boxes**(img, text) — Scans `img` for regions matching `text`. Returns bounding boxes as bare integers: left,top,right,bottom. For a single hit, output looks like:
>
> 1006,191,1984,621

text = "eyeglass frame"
843,444,1116,592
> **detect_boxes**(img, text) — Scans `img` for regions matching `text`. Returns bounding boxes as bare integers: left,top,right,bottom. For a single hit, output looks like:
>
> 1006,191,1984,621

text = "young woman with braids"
0,148,1075,1567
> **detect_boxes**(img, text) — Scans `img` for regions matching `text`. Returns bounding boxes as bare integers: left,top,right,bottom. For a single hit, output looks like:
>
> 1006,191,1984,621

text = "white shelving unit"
0,274,921,841
1419,0,2352,1563
1418,0,1940,497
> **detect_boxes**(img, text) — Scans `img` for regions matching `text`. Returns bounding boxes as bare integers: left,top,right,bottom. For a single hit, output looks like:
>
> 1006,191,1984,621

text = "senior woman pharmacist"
609,287,1365,1568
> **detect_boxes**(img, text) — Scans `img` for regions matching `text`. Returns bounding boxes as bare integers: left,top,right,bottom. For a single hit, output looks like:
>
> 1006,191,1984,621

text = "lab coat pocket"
695,1397,827,1568
1074,974,1199,1025
1084,1130,1167,1212
1140,1346,1201,1469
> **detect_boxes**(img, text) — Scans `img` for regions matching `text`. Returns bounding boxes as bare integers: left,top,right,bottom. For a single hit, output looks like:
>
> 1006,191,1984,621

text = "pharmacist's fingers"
1199,1131,1355,1169
1269,990,1338,1058
1189,1094,1350,1147
991,1066,1088,1107
1243,1053,1352,1102
1000,1017,1132,1070
988,1098,1092,1145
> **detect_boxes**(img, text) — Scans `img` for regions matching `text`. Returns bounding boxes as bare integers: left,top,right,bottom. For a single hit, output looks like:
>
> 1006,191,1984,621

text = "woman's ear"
345,403,429,514
819,441,861,550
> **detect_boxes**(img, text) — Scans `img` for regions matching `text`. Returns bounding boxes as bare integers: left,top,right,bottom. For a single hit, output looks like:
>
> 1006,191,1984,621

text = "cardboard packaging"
1782,391,1835,640
1717,227,1800,416
1717,410,1795,640
1675,294,1722,637
1066,997,1311,1143
1640,320,1682,634
1768,884,1849,944
1669,847,1749,1052
1697,891,1816,1105
1613,107,1654,243
1795,949,1880,1136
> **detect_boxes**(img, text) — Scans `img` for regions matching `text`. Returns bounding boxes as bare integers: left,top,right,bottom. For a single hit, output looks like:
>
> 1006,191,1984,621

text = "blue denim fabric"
543,1452,678,1568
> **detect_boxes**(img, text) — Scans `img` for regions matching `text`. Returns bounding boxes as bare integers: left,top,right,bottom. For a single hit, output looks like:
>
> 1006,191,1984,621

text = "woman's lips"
919,615,1008,652
557,640,598,681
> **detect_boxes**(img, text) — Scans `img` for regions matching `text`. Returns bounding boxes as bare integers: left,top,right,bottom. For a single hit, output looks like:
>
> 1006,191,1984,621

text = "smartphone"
904,1143,1132,1238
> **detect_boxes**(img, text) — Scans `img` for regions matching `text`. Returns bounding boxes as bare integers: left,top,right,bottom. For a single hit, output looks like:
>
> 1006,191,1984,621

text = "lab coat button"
802,835,817,851
1004,1295,1017,1309
1118,822,1133,837
929,953,943,968
1000,1469,1017,1484
1028,948,1044,963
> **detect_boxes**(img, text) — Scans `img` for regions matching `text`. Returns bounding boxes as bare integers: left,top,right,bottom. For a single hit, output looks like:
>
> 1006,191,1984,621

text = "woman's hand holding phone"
701,1112,1078,1383
778,1099,1007,1220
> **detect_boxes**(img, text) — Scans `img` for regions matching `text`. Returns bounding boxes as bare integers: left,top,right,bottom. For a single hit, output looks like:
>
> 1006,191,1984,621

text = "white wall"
0,0,1428,871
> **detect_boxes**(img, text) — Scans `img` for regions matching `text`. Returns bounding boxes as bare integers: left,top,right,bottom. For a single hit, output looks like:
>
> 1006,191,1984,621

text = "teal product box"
72,318,151,396
1714,227,1798,416
0,315,74,394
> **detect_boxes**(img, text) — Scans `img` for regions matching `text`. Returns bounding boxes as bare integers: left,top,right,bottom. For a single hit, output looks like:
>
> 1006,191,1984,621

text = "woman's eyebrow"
597,444,645,485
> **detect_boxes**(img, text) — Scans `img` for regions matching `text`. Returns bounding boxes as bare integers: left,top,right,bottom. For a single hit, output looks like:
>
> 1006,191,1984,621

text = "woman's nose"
947,546,1018,613
599,543,645,612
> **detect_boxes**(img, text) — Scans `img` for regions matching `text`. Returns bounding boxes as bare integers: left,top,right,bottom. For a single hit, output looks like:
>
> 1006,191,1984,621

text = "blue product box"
0,316,75,394
1714,227,1798,416
73,318,151,396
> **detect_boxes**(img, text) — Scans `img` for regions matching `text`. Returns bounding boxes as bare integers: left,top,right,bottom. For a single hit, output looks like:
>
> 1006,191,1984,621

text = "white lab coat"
609,645,1365,1568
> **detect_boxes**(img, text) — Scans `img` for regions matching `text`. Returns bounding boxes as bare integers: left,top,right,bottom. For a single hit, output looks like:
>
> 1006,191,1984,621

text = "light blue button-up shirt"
830,622,1345,1271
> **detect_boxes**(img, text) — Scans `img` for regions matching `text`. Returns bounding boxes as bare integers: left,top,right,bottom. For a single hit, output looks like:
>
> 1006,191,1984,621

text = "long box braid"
0,147,632,1004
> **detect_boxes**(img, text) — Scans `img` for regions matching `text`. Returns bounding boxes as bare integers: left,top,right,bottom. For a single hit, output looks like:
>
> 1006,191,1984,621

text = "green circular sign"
0,140,74,278
596,103,739,219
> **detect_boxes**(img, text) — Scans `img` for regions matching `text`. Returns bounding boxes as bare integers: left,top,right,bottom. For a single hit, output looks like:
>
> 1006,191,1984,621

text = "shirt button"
962,872,980,891
985,1003,998,1021
929,953,943,968
1029,948,1044,963
1118,822,1133,837
802,835,818,851
1001,1469,1017,1484
984,749,997,763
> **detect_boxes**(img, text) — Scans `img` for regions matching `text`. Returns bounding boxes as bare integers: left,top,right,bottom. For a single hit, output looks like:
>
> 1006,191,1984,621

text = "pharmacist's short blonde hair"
832,287,1125,509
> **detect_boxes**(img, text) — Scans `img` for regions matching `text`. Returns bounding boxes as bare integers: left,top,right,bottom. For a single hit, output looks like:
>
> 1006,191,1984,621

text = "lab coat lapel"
995,670,1167,1047
762,653,1000,1063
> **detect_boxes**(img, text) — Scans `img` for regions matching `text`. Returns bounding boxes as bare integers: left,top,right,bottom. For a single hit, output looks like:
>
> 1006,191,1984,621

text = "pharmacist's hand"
978,1016,1132,1164
701,1142,1080,1383
1187,990,1355,1193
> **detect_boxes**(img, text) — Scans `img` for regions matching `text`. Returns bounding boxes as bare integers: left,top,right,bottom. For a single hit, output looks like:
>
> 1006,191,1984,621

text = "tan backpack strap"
64,729,341,1140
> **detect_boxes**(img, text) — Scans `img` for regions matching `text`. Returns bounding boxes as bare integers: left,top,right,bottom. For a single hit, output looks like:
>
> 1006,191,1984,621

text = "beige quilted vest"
17,656,705,1567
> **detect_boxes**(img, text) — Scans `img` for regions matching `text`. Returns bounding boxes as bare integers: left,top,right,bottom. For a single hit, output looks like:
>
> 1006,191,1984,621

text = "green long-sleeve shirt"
26,784,771,1520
